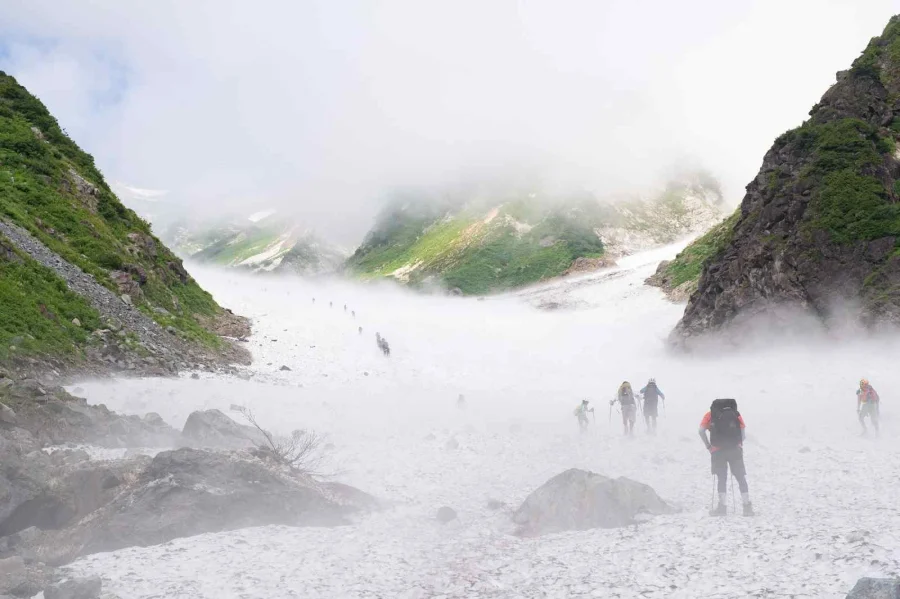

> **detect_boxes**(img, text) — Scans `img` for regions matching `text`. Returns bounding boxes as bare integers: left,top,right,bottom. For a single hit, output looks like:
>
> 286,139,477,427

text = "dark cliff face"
673,16,900,345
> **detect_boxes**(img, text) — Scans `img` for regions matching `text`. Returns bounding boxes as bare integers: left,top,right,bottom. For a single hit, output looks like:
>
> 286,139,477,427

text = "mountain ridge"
667,15,900,345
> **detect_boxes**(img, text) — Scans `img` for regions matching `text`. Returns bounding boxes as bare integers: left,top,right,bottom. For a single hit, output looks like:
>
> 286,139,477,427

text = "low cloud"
1,0,897,243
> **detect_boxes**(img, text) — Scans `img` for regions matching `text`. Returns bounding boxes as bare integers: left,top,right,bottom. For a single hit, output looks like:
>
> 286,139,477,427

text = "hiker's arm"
698,428,711,451
659,389,666,400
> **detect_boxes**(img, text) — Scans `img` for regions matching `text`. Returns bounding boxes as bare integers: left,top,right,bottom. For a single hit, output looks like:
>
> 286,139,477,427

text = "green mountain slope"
0,72,236,366
347,175,723,295
166,212,347,276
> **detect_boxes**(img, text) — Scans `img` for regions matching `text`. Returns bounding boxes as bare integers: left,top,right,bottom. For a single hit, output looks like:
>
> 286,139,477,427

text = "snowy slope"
65,244,900,599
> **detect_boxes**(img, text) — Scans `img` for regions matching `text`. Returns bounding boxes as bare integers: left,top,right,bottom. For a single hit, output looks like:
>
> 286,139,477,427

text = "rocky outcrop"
672,17,900,345
512,468,672,536
20,448,367,565
845,578,900,598
181,409,265,449
1,381,181,448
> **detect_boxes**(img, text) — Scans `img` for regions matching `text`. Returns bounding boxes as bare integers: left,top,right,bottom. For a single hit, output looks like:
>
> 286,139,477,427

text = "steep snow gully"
67,243,900,598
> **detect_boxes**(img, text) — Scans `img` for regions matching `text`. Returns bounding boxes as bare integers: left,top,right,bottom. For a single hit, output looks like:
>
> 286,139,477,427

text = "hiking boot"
709,503,726,517
742,502,754,517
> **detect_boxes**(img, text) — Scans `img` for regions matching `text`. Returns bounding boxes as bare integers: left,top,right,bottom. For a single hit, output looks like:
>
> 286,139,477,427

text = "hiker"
358,326,363,334
329,301,333,308
344,304,347,312
611,381,637,435
382,339,391,357
640,378,665,434
352,311,356,318
312,297,315,304
457,394,466,409
574,399,594,432
857,378,880,434
699,398,752,516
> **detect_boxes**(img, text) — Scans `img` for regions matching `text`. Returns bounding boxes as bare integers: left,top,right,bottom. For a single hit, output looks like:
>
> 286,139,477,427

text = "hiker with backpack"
699,398,753,516
640,378,665,434
611,382,637,435
574,399,594,432
857,378,880,435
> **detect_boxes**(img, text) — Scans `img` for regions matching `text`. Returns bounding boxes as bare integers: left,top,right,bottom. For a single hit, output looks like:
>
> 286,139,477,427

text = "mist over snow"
1,0,898,243
65,244,900,598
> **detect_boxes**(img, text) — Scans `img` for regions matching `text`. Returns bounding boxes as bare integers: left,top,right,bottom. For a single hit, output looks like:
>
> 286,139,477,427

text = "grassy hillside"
647,210,739,298
347,176,723,295
0,235,102,361
0,71,227,356
347,197,607,295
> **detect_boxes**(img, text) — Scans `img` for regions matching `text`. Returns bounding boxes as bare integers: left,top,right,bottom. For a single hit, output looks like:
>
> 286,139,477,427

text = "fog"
65,244,900,597
2,1,898,242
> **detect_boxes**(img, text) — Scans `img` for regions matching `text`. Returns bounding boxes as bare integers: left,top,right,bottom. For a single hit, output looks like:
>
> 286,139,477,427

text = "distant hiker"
344,304,347,312
329,301,333,308
375,333,390,357
574,399,594,432
457,394,466,409
352,310,356,318
857,378,880,434
611,381,636,435
699,398,752,516
358,326,363,334
312,297,315,304
640,378,665,434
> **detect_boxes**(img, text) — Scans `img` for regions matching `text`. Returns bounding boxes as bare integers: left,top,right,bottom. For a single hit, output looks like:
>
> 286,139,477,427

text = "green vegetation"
346,198,607,294
659,210,739,289
0,236,101,361
774,117,900,245
0,71,224,355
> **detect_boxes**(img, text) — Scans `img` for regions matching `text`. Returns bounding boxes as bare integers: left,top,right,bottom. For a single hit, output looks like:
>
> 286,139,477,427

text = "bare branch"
233,405,325,474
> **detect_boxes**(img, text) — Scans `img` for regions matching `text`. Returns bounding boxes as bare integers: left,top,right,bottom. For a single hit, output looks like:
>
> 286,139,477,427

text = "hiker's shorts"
643,401,658,417
621,404,636,423
859,402,879,421
711,446,746,478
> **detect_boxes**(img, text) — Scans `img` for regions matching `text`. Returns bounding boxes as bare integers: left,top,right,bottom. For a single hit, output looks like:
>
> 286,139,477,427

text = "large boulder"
846,578,900,598
0,440,147,538
513,468,672,536
22,448,372,565
182,409,266,449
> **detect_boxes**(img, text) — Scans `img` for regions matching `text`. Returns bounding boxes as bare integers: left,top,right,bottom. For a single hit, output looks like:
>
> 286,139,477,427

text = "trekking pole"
710,475,715,512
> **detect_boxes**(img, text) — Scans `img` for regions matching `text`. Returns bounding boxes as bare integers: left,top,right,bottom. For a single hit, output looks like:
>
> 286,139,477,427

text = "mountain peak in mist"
346,173,723,295
671,15,900,345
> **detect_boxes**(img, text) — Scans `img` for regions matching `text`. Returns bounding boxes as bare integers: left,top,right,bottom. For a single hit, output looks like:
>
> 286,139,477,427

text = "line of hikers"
573,378,883,517
574,379,665,436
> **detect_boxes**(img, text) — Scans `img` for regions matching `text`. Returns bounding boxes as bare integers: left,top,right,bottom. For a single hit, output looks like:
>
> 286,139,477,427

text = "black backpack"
709,398,742,448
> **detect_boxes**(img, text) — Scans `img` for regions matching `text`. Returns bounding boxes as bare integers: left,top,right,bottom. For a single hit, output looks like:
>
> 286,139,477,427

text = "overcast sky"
1,0,898,242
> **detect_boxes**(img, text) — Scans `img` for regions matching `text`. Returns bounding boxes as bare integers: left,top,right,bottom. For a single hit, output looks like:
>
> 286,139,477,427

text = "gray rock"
181,409,265,449
512,468,672,536
279,365,292,371
436,506,457,523
45,576,103,599
0,402,16,425
0,555,52,597
444,437,459,450
23,448,365,565
845,578,900,598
